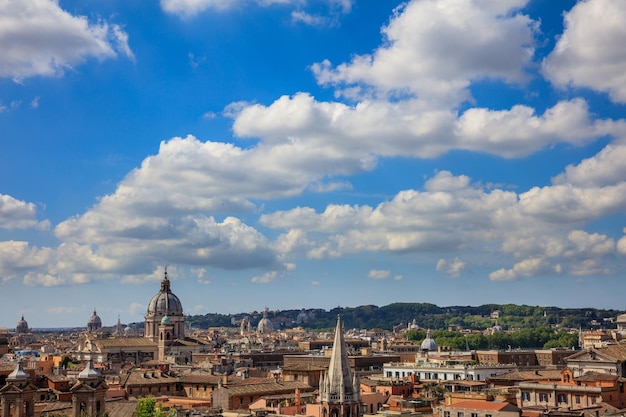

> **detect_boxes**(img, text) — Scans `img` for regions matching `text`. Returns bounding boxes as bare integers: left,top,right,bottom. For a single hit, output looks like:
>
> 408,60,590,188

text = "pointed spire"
324,314,356,403
160,267,171,292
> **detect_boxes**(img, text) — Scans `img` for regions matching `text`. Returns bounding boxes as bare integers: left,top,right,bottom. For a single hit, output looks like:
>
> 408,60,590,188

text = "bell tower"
0,361,36,417
70,360,107,417
319,315,361,417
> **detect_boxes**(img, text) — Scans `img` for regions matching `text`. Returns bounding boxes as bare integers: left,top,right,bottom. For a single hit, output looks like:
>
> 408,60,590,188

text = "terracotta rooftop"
446,400,519,412
489,369,562,381
95,338,157,348
216,380,313,396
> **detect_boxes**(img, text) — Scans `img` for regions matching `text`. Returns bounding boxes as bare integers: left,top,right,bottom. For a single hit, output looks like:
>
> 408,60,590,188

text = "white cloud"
436,257,466,278
251,271,279,284
489,257,560,281
0,241,53,284
312,0,536,105
0,194,49,230
232,93,620,161
542,0,626,103
161,0,353,21
262,140,626,281
553,144,626,188
368,269,391,279
0,0,133,81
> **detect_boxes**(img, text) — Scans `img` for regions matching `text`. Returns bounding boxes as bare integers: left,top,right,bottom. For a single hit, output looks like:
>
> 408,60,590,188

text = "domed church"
144,269,185,342
87,309,103,333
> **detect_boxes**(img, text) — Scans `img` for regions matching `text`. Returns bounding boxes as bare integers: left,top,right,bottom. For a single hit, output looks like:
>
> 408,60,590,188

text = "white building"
383,360,516,382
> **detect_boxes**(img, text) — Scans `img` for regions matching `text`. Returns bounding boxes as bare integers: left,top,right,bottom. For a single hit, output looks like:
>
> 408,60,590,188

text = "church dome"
16,315,29,334
257,307,274,334
161,315,171,324
147,271,183,316
87,309,102,332
420,329,438,352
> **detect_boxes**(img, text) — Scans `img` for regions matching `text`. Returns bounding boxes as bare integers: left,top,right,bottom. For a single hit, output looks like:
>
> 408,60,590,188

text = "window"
471,413,478,417
558,394,566,403
458,412,464,417
575,395,581,404
539,393,548,402
444,412,450,417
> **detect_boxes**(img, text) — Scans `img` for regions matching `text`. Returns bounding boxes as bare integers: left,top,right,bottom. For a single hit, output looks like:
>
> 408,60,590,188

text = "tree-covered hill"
184,302,623,332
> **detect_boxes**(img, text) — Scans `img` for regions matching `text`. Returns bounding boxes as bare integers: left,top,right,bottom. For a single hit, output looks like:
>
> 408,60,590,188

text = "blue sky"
2,0,626,329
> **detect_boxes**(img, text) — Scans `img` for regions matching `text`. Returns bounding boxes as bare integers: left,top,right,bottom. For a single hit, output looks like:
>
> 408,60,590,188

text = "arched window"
331,409,339,417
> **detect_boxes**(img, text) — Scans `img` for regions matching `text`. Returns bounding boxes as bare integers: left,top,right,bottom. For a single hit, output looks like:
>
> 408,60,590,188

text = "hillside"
184,302,623,332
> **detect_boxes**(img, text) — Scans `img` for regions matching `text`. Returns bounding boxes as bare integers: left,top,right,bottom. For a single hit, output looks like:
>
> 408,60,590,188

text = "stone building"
319,315,361,417
0,362,36,417
87,310,102,333
145,269,185,342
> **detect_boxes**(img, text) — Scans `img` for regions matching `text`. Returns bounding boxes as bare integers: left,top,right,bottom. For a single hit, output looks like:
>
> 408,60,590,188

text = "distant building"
87,309,102,333
16,316,29,334
257,307,274,334
319,315,361,417
144,269,185,342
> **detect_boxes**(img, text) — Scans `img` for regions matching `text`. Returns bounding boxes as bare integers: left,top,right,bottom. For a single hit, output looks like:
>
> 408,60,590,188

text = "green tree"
135,396,175,417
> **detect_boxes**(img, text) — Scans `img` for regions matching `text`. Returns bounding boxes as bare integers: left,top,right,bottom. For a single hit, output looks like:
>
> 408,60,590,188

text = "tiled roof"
121,370,176,386
282,364,326,372
489,369,562,381
106,399,140,417
217,380,313,396
446,400,518,412
597,344,626,360
95,338,157,349
575,372,619,382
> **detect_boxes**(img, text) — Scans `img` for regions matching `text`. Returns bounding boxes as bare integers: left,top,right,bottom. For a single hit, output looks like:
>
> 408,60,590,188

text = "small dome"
617,313,626,323
87,309,102,332
161,315,171,324
16,315,29,334
420,329,438,352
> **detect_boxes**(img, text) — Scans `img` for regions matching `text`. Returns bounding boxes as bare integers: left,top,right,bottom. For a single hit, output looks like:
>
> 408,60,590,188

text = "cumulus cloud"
542,0,626,103
0,0,133,81
312,0,536,105
262,142,626,281
436,257,466,278
0,241,53,284
232,93,621,161
0,194,49,230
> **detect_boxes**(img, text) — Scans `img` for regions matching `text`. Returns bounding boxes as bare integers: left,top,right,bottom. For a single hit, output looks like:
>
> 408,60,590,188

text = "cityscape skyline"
2,0,626,328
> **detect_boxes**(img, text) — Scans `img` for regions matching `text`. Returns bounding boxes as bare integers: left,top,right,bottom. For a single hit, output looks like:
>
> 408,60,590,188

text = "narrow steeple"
321,314,359,404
